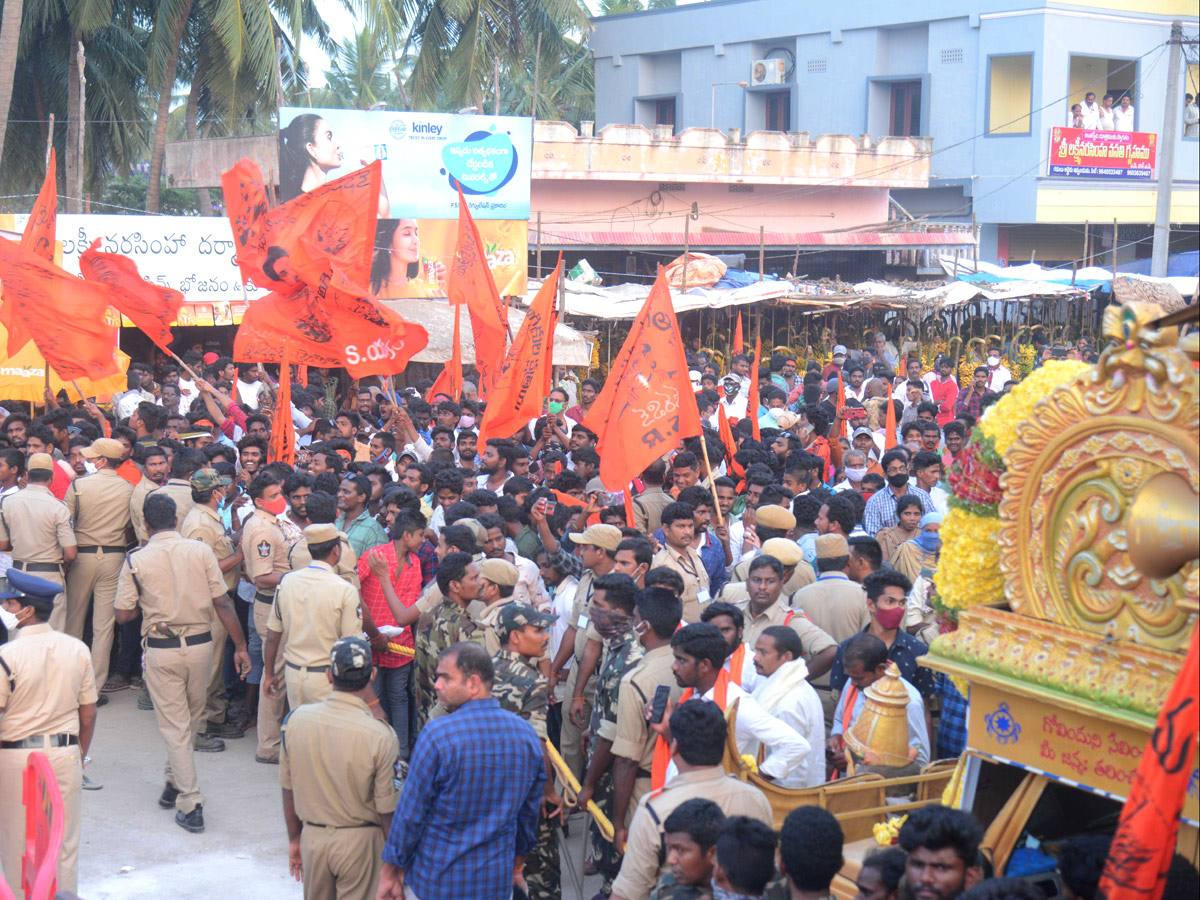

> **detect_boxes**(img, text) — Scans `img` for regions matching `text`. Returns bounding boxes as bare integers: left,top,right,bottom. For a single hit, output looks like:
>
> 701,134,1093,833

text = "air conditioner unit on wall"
751,58,786,86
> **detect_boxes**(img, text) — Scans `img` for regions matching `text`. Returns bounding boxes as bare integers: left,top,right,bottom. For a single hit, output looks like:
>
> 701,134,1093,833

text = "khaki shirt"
792,574,871,644
64,468,133,546
734,595,837,664
115,531,227,637
289,535,360,591
129,475,158,545
631,486,672,535
181,503,240,593
267,561,363,667
241,509,293,587
611,766,774,900
279,692,400,827
0,624,97,740
150,479,196,530
729,553,816,591
610,645,682,770
651,544,710,624
569,568,601,661
0,484,76,563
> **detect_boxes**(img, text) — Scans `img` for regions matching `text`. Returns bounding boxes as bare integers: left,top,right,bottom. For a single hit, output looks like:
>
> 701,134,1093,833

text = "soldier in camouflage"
491,603,562,900
575,573,645,897
414,552,480,730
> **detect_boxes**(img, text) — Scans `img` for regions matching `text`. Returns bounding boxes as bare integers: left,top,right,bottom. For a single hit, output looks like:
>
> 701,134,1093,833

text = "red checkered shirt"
356,542,421,668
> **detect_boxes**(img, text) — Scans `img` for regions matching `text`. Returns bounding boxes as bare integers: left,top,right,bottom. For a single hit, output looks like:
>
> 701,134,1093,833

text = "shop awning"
530,229,976,250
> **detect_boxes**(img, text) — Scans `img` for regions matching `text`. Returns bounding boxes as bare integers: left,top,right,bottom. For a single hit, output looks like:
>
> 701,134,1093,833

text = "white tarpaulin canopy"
518,278,793,320
383,299,593,366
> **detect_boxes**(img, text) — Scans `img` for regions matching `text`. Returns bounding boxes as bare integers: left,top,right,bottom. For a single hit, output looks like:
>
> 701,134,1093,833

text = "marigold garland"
934,507,1005,611
978,360,1090,456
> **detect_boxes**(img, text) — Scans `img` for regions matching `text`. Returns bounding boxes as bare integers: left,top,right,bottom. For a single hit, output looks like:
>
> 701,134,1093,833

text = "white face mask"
987,356,1001,368
459,415,475,428
845,466,868,482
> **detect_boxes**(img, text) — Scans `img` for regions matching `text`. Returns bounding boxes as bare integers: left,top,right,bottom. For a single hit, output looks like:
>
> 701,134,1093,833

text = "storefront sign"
1047,127,1156,180
968,683,1199,822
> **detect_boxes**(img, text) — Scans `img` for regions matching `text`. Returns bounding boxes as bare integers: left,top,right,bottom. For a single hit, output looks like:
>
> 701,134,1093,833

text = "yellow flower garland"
978,360,1090,456
935,507,1004,611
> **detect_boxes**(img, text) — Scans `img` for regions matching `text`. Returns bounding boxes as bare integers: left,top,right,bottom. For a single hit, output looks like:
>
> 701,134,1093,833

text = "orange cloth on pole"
447,185,508,394
79,240,183,353
733,312,743,356
583,267,702,492
717,405,744,479
650,669,731,790
269,341,296,466
885,382,898,450
425,302,464,404
749,335,761,442
2,150,58,355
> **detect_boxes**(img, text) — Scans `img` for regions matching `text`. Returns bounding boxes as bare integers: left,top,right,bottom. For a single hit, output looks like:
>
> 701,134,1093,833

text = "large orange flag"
2,151,58,355
426,302,463,404
582,267,701,490
478,261,561,446
717,405,744,480
748,334,761,441
269,341,296,466
78,240,183,353
0,237,119,381
1099,628,1198,900
447,185,508,393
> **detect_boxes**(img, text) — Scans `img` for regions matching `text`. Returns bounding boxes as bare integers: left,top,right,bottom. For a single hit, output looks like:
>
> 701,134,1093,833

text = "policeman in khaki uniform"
264,523,363,709
0,454,77,631
64,437,134,694
281,636,400,900
240,473,295,764
180,468,245,739
650,503,712,625
491,603,561,900
718,537,817,605
129,445,170,545
149,448,206,530
114,494,251,834
475,557,521,655
287,491,360,590
0,571,98,897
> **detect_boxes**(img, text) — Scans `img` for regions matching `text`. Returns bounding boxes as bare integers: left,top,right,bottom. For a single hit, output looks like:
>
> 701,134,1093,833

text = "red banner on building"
1047,127,1156,180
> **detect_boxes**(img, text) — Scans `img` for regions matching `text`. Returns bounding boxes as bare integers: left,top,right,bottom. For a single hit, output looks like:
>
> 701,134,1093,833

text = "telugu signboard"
1047,126,1157,180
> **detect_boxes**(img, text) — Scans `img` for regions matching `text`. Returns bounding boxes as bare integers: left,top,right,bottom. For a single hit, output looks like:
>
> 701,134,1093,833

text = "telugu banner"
1047,127,1157,180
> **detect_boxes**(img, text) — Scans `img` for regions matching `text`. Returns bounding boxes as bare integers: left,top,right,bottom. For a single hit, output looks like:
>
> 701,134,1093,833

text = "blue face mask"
915,529,941,552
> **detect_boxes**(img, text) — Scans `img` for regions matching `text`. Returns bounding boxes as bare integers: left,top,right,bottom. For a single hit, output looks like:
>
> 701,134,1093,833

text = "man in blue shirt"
378,641,545,900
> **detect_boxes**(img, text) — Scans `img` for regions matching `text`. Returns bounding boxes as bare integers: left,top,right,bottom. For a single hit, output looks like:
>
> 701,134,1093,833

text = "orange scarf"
650,669,730,791
728,644,746,686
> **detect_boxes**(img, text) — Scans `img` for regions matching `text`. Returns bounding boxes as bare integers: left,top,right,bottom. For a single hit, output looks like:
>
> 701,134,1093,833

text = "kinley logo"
410,122,443,137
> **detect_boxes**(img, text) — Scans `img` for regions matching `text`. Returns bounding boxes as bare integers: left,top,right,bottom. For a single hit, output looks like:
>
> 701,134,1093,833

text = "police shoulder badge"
257,540,272,558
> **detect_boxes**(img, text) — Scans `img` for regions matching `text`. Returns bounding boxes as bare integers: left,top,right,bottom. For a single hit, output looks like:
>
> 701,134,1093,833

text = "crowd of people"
0,332,1156,900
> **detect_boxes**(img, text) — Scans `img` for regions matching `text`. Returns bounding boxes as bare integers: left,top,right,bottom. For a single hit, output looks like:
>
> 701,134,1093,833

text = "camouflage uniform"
491,604,560,900
649,874,714,900
414,599,467,730
588,629,646,896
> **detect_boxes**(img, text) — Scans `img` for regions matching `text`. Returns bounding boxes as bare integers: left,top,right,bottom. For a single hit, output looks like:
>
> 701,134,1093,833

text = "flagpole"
698,435,724,527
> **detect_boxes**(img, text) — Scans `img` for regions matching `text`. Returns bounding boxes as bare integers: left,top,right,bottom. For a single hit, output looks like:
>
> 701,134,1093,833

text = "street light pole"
711,80,749,129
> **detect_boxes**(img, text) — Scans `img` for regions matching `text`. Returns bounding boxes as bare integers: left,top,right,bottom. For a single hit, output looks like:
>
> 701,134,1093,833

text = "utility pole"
1151,21,1183,277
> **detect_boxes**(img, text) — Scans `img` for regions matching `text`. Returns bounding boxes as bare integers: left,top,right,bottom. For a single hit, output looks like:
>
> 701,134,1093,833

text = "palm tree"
319,24,395,109
0,0,23,176
597,0,675,12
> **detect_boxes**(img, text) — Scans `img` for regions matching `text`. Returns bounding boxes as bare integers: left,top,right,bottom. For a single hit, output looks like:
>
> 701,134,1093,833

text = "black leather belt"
286,661,330,673
1,734,79,749
12,561,63,573
146,632,212,649
255,592,275,604
303,821,379,830
77,545,125,553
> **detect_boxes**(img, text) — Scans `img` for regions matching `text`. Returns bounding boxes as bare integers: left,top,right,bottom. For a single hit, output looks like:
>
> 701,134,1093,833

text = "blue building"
591,0,1199,266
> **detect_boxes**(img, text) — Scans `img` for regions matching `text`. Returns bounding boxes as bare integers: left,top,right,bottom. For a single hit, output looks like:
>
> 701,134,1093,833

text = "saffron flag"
748,334,761,441
884,382,898,450
835,370,846,438
733,312,743,357
717,405,744,480
426,302,464,404
582,267,702,490
447,184,508,392
2,151,58,355
0,237,119,381
1099,627,1199,900
477,261,561,446
78,240,183,353
221,158,381,294
269,341,296,466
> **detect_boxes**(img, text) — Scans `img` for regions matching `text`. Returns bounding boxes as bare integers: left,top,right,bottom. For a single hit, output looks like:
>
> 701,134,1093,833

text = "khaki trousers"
203,608,228,725
0,743,82,896
145,641,211,814
285,667,333,709
558,665,593,782
253,600,287,759
300,824,383,900
65,549,123,688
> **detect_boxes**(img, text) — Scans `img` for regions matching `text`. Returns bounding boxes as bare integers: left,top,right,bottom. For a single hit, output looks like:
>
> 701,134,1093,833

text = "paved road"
75,686,601,899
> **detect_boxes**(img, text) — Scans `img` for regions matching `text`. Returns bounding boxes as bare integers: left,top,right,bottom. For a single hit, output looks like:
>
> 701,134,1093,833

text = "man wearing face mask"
718,374,747,422
574,573,644,897
863,449,935,536
983,349,1012,394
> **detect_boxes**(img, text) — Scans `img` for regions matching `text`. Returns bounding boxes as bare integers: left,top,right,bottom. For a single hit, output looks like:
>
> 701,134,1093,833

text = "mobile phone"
543,498,558,516
649,684,671,724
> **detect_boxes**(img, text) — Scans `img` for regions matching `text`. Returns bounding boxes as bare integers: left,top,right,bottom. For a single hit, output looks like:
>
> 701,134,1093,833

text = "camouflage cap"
330,635,373,678
498,603,557,633
190,467,233,491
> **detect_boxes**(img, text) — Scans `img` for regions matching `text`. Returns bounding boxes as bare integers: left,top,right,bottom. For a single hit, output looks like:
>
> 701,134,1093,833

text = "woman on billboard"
370,219,440,298
279,112,390,216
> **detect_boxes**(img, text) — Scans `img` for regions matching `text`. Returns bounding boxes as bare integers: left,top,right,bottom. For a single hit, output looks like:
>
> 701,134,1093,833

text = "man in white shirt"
235,365,266,410
1113,95,1135,132
751,625,825,788
983,349,1013,394
1079,92,1101,129
828,633,930,777
1099,94,1116,130
719,375,748,422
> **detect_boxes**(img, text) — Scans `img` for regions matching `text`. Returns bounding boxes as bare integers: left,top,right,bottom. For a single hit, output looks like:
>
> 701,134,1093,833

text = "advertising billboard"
1047,126,1157,180
278,107,532,297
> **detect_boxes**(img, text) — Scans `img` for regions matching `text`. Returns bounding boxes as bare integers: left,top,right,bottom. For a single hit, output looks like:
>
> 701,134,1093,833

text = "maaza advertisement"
278,107,531,299
1047,126,1157,180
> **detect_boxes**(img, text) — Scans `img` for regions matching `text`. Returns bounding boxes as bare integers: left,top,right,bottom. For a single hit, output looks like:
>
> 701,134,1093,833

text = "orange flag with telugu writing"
717,405,744,479
78,240,183,353
582,267,702,491
447,184,508,393
2,150,58,355
478,261,561,446
748,334,761,441
0,237,119,381
426,302,464,404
